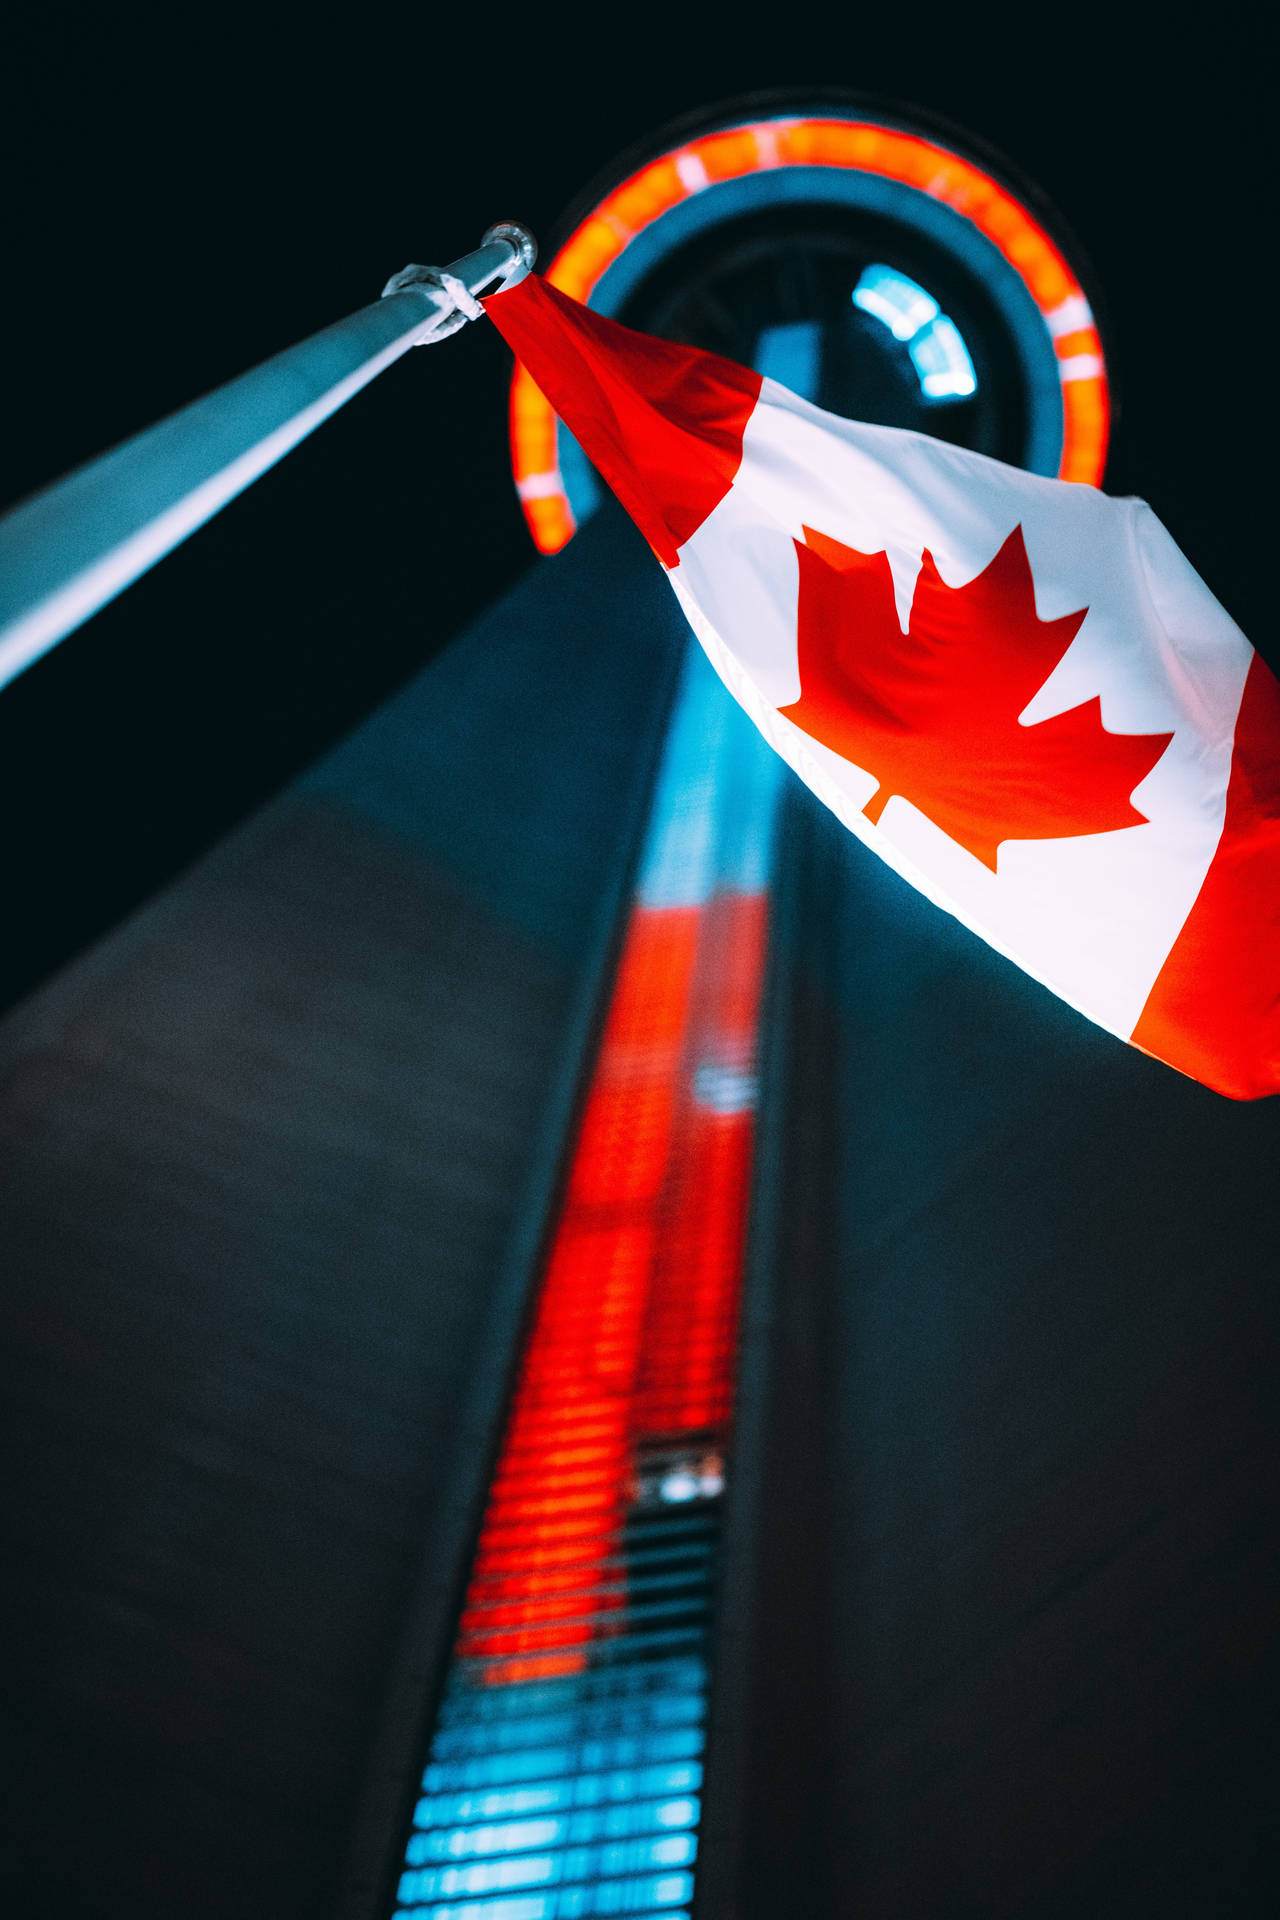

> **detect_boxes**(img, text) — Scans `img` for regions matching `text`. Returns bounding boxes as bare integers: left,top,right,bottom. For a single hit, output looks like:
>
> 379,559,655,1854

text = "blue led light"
754,320,821,400
852,265,939,341
853,265,978,403
415,1762,704,1838
638,644,781,911
909,315,978,399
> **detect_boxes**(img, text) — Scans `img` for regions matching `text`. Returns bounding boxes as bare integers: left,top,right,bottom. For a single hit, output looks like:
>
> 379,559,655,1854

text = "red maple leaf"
777,523,1173,872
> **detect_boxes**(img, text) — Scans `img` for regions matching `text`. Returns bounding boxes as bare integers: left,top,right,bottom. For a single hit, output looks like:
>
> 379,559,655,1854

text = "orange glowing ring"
509,116,1111,554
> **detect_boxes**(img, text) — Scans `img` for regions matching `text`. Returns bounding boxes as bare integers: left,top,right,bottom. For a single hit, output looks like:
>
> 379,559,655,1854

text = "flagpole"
0,222,536,692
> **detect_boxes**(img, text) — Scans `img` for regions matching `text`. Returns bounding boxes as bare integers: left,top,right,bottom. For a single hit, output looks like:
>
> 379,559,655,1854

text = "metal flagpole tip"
483,222,537,285
380,225,537,346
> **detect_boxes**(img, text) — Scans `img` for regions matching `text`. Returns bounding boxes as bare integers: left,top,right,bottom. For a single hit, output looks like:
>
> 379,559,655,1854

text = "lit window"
853,265,978,403
852,264,939,341
692,1063,757,1112
909,316,978,399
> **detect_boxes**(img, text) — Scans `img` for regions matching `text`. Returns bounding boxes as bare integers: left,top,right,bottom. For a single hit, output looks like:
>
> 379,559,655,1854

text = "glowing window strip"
509,116,1111,552
392,649,781,1920
852,265,978,400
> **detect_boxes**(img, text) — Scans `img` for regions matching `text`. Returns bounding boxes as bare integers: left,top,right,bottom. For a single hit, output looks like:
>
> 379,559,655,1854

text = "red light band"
509,116,1111,551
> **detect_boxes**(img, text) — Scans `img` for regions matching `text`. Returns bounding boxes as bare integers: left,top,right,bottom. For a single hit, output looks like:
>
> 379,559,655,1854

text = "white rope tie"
381,228,533,346
381,265,486,345
434,270,485,321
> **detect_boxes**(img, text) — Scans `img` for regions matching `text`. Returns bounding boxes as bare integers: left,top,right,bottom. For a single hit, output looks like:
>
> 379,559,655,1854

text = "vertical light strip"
391,645,781,1919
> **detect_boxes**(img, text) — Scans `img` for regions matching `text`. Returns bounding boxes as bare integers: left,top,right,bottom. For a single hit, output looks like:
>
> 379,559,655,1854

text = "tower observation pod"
385,96,1113,1920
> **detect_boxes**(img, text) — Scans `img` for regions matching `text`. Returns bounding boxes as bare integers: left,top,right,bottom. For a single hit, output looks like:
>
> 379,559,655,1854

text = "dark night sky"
0,0,1275,1007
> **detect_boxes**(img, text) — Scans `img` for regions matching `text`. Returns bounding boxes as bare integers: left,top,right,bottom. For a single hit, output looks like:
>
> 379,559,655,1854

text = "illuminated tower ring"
509,103,1112,553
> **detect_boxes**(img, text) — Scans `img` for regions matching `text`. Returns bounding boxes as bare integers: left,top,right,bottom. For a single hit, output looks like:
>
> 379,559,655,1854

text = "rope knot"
380,265,484,344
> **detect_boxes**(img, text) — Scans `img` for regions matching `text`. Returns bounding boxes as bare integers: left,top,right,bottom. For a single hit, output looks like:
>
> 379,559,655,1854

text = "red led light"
453,887,768,1685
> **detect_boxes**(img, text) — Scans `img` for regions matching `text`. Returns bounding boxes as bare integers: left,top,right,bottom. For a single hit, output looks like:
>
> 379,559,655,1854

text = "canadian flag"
484,275,1280,1100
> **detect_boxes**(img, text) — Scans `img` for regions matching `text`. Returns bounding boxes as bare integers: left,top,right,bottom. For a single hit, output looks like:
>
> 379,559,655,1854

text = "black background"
0,0,1275,1009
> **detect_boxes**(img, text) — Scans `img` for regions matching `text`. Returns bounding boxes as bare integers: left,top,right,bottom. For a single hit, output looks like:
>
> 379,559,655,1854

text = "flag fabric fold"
484,274,1280,1099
